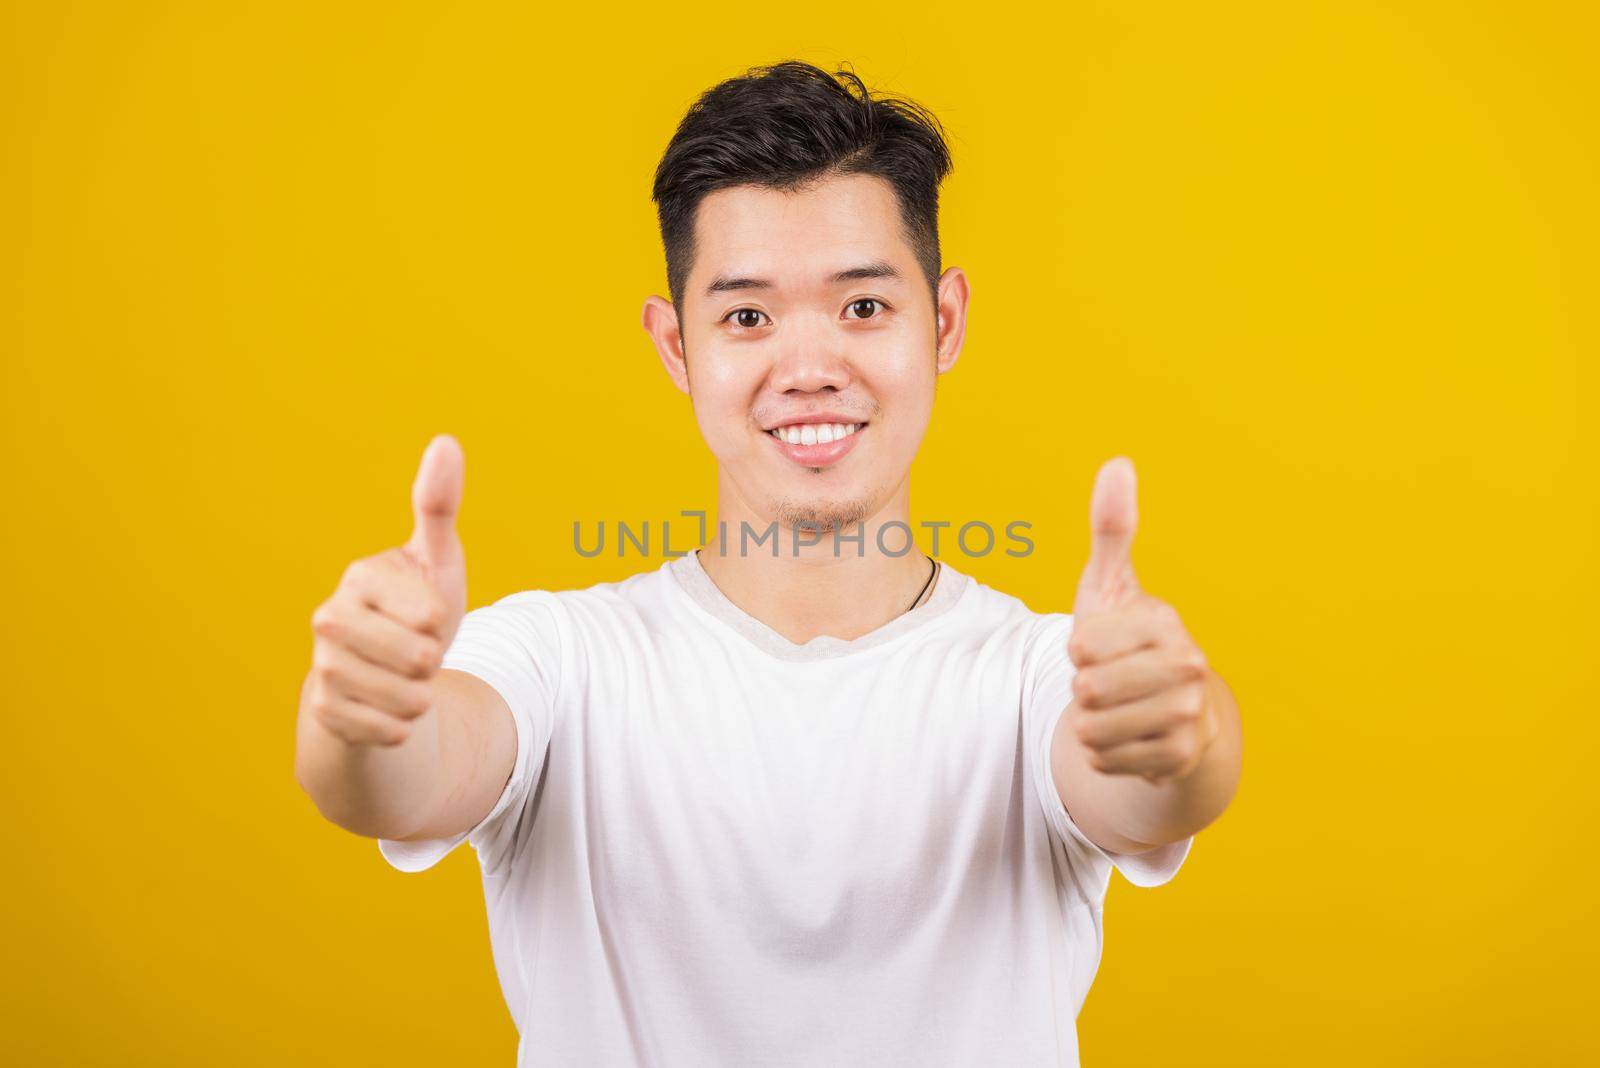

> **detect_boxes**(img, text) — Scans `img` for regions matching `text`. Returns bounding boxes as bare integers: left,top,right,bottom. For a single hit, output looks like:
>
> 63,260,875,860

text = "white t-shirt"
380,551,1191,1067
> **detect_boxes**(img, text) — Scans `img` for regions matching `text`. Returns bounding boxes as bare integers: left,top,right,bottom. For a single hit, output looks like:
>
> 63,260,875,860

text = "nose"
767,318,852,395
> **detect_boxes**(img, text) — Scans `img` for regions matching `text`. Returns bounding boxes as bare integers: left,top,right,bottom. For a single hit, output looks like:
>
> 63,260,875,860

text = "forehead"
688,172,915,294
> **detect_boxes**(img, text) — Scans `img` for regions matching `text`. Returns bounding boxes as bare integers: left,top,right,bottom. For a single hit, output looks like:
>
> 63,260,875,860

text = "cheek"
688,349,762,446
867,320,937,383
864,341,937,431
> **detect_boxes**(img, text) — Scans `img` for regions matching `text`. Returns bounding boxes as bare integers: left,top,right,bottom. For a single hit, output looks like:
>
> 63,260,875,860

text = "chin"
771,495,875,534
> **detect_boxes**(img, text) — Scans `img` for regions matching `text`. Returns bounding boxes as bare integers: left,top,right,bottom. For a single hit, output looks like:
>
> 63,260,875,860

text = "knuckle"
420,596,450,635
310,603,340,639
1179,648,1208,680
401,682,434,717
1168,693,1201,721
405,643,438,679
1066,635,1091,665
1072,716,1100,748
318,657,348,687
377,719,412,747
1072,672,1098,706
311,703,347,739
423,637,446,672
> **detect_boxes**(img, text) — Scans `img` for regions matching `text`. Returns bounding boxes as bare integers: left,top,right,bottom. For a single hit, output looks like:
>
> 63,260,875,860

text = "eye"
845,298,886,320
722,308,771,330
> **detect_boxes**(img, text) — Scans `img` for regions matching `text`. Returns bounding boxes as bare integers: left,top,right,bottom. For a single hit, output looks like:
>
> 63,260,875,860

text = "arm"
295,667,515,841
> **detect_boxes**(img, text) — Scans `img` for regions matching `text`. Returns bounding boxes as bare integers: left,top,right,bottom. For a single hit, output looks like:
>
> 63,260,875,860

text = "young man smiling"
296,61,1242,1066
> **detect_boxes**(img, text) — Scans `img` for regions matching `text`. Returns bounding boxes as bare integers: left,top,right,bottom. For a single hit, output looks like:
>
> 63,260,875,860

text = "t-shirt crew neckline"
666,548,972,662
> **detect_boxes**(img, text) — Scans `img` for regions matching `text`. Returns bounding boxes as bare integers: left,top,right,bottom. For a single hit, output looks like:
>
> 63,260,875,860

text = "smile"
767,422,862,446
764,420,866,467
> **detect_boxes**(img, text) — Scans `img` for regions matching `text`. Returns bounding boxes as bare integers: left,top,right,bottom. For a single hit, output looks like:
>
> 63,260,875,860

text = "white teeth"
770,422,864,445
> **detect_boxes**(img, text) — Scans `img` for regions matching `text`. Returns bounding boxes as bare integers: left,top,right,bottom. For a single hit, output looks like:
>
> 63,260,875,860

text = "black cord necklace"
905,555,938,614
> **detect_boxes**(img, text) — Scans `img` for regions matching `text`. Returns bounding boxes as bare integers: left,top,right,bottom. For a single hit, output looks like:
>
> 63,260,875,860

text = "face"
641,171,969,534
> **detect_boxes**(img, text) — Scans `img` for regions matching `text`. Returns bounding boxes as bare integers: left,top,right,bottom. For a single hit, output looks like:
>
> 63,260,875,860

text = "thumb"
1073,456,1141,615
406,434,464,571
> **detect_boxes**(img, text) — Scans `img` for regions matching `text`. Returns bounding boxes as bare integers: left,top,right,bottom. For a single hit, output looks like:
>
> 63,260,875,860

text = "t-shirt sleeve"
377,590,564,878
1023,613,1192,901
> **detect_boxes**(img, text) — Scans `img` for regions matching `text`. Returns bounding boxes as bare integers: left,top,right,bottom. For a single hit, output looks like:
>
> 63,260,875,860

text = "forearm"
294,673,449,839
1097,669,1243,848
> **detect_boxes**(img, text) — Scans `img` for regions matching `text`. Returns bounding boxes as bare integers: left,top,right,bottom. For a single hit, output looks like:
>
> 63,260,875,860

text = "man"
296,60,1242,1066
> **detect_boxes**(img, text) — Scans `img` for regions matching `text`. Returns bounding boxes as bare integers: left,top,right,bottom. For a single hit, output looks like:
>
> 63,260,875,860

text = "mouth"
763,419,867,467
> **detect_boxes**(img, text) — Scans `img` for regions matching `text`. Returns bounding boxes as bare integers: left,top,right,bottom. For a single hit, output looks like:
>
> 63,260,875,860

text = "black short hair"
651,61,954,314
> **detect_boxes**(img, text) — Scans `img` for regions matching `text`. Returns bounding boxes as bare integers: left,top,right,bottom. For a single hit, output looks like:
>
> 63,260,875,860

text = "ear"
641,295,691,395
933,266,970,375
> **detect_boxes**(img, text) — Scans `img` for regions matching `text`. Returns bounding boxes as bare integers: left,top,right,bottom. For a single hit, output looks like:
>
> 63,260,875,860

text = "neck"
698,477,933,644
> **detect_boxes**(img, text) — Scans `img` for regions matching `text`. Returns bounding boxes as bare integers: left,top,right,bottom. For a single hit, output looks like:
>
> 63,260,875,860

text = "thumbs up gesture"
1067,458,1218,785
305,435,468,747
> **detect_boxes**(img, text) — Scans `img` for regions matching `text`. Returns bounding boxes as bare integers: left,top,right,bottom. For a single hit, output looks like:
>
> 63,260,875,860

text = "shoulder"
940,564,1075,651
474,559,684,635
448,563,684,696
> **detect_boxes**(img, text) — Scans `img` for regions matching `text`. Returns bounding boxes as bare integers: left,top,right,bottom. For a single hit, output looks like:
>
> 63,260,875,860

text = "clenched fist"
304,435,468,747
1068,458,1218,786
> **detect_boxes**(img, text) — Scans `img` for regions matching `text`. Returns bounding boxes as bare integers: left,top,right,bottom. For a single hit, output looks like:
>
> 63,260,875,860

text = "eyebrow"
704,260,903,297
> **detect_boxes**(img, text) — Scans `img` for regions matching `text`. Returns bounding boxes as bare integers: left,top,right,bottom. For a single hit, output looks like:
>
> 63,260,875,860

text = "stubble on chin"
771,493,875,535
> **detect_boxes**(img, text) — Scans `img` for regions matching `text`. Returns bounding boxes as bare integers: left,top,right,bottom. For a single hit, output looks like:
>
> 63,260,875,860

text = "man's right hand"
303,435,468,747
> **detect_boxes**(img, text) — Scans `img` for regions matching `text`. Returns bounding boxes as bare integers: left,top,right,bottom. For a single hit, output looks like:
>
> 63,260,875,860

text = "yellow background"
5,2,1596,1064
